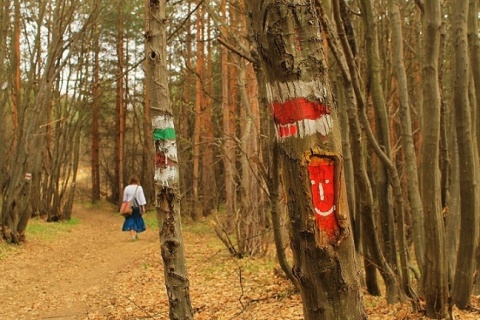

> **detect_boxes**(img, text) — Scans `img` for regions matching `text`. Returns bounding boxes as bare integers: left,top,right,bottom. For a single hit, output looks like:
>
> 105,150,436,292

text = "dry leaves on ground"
1,203,480,319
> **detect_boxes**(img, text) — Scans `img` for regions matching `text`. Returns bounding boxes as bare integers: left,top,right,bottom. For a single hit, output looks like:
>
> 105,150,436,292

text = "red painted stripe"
155,153,176,167
271,98,330,125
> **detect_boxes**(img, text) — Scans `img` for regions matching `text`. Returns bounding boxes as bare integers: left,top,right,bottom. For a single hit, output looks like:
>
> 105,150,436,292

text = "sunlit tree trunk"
146,0,193,318
246,1,365,318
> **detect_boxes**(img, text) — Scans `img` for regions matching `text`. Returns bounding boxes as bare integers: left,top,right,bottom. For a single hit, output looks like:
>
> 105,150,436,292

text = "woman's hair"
129,174,140,185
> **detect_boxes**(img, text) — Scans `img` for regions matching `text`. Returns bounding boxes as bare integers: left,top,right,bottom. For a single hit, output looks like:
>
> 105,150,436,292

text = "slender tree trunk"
318,0,402,303
146,0,193,318
468,0,480,294
91,22,101,203
201,18,216,216
221,0,236,232
192,3,205,219
115,0,125,203
357,0,398,283
246,2,365,318
388,0,425,272
11,0,20,151
419,0,450,318
451,0,480,309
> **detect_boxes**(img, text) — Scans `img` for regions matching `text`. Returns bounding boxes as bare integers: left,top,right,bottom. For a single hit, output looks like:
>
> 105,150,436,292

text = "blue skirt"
122,207,146,233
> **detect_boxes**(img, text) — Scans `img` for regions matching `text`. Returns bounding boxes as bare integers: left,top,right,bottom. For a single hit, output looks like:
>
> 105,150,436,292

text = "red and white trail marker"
267,80,332,140
308,157,339,238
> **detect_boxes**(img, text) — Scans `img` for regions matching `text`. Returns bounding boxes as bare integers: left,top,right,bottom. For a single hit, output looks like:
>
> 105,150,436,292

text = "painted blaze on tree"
152,114,178,187
250,1,365,318
266,81,343,242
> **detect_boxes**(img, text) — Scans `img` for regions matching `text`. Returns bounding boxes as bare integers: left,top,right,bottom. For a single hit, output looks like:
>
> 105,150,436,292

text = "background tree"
451,0,480,309
420,0,449,317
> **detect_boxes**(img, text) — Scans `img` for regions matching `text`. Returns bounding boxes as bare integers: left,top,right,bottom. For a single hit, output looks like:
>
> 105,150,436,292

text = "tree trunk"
451,0,480,309
146,1,193,318
318,0,402,303
201,18,216,217
192,3,205,220
91,21,101,203
419,0,450,318
115,0,125,204
388,0,425,272
357,1,398,285
246,2,365,319
220,0,236,233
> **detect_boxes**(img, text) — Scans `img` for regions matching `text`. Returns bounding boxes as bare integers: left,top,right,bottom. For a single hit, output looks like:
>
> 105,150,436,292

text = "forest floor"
1,202,480,320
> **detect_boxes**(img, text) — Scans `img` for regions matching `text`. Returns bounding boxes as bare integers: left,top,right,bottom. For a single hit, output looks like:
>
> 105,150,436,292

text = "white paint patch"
266,80,327,103
152,114,175,129
154,166,178,187
276,115,333,141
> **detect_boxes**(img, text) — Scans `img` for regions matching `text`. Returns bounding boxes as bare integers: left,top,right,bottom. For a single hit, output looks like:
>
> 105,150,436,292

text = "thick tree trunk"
246,2,365,319
146,1,193,318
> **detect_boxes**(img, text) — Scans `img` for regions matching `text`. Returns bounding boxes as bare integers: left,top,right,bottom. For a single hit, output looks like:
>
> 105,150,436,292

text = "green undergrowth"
143,211,159,230
0,216,79,261
0,242,18,260
26,216,80,241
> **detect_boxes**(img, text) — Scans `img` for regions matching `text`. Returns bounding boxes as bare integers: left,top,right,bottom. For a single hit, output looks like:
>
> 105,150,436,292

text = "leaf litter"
0,204,479,319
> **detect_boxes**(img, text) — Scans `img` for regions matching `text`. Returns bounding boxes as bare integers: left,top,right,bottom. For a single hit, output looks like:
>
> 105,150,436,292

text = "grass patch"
143,211,159,230
183,219,214,235
0,243,18,260
79,199,116,212
26,217,80,241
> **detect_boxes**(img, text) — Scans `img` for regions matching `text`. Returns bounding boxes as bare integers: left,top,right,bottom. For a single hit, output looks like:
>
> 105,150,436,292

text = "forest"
1,0,480,319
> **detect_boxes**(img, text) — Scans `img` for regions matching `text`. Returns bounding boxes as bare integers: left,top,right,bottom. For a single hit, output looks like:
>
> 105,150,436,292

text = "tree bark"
91,21,101,203
115,0,126,204
246,2,365,319
145,0,193,318
318,0,403,303
419,0,450,317
388,0,425,272
451,0,480,309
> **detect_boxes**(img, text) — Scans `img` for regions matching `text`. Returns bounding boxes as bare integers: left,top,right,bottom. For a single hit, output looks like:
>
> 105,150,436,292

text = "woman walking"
122,175,147,241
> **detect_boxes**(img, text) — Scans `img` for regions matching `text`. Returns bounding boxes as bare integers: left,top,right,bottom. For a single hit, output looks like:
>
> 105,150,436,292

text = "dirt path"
0,204,306,320
0,205,160,320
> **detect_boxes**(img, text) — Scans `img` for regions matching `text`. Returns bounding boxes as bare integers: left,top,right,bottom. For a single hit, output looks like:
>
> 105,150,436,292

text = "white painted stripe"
154,166,178,187
152,115,175,129
275,115,333,141
266,80,328,103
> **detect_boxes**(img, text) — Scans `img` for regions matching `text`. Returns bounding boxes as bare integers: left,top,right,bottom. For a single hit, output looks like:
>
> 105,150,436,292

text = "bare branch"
216,37,256,63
